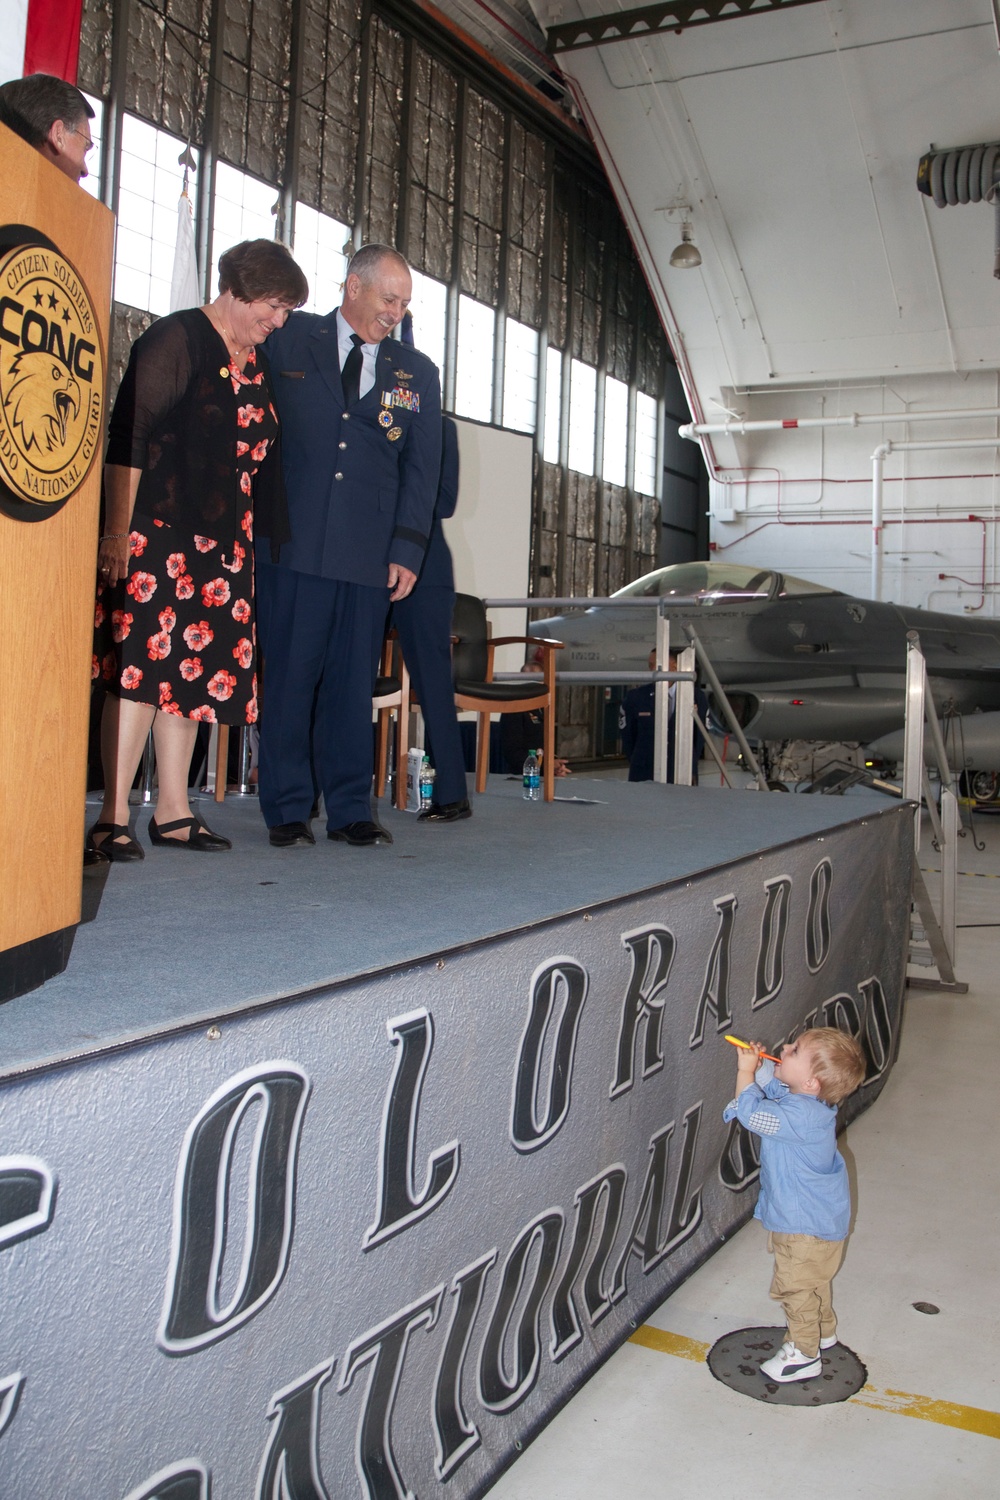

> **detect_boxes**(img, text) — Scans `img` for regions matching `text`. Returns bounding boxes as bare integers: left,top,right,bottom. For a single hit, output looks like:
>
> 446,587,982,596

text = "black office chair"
450,593,563,802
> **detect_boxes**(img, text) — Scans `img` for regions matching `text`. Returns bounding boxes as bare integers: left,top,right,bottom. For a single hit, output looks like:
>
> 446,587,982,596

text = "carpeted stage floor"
2,777,895,1077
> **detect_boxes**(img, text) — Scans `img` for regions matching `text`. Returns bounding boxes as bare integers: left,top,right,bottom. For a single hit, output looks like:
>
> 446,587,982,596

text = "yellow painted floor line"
629,1328,1000,1439
629,1327,709,1361
851,1388,1000,1440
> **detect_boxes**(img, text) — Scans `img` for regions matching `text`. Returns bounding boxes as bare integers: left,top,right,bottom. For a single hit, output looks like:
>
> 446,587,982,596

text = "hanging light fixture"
669,222,701,269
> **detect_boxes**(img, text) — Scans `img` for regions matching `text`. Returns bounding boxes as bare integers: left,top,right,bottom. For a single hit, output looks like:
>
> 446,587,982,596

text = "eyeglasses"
69,126,95,155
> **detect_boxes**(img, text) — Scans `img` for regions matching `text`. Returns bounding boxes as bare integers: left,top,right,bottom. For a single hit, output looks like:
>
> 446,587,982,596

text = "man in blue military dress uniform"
257,245,442,847
620,650,708,782
391,415,470,820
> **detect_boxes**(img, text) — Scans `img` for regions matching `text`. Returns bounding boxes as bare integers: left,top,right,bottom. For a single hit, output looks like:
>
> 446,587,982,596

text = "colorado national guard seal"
0,230,105,522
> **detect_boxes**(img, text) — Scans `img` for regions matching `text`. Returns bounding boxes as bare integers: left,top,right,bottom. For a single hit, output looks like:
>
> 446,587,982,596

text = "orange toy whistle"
725,1034,781,1064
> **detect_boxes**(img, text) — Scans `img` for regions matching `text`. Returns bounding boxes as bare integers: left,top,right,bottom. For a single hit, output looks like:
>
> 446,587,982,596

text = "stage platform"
4,775,898,1078
0,777,915,1499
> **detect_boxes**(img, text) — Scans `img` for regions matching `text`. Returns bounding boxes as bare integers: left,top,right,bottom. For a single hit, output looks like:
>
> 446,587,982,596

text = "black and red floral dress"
94,309,283,725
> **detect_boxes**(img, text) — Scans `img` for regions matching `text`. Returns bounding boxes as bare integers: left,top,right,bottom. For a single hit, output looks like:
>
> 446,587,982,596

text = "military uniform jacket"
266,312,442,588
415,415,459,590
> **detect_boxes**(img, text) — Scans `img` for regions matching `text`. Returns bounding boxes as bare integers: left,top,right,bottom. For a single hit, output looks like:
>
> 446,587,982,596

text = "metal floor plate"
707,1326,868,1406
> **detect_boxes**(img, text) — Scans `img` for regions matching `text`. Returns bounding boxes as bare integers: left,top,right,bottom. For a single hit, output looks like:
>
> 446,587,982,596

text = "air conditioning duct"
917,141,1000,277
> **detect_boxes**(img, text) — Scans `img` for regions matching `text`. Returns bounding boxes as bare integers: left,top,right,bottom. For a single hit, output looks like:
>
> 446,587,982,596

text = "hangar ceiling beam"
547,0,825,56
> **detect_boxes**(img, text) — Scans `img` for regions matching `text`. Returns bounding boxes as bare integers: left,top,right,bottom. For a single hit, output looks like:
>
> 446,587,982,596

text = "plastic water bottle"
419,754,435,810
522,749,541,801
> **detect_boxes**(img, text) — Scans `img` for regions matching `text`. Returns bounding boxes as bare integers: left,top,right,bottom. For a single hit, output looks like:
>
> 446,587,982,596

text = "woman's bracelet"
100,532,128,541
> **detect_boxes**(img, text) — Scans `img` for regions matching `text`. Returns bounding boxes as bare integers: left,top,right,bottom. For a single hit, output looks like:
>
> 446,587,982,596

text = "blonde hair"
799,1027,866,1105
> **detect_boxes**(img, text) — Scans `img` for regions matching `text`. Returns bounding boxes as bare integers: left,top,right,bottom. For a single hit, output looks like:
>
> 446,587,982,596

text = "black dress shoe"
149,816,232,851
83,844,109,867
269,821,316,848
418,798,472,823
327,820,393,846
87,821,144,862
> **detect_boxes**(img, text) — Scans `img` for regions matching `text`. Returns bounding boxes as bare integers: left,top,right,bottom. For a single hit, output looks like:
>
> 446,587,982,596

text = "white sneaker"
819,1335,838,1350
760,1341,823,1382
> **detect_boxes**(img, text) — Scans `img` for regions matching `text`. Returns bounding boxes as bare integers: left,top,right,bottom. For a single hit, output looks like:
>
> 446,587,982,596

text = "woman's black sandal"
149,816,232,852
86,821,145,862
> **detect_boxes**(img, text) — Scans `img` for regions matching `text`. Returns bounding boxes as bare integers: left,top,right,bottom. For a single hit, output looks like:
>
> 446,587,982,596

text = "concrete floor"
488,803,1000,1499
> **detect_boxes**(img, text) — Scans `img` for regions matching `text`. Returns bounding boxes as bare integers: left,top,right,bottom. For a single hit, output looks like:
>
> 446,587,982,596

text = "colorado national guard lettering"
0,232,105,520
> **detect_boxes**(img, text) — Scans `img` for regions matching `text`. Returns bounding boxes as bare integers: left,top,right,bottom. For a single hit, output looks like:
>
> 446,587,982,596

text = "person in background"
619,649,707,782
391,416,470,821
89,239,307,860
0,72,95,183
256,244,442,849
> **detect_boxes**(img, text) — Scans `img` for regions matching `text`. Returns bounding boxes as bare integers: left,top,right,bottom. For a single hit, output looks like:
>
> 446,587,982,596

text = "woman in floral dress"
89,239,307,860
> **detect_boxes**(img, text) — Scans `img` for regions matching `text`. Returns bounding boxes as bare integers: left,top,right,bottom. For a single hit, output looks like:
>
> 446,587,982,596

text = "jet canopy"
611,562,844,605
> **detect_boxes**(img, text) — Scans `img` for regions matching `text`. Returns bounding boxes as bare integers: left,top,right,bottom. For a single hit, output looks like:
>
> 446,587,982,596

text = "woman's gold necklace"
212,303,249,363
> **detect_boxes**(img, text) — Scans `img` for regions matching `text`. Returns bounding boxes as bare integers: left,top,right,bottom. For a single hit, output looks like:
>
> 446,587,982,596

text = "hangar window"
211,163,278,294
568,359,597,475
544,347,563,464
114,115,200,317
633,391,658,496
603,376,628,487
455,295,496,422
292,205,351,317
503,319,540,433
409,269,448,373
79,92,103,201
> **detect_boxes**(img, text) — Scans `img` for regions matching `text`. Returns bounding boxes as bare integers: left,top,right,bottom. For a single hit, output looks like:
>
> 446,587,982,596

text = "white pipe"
875,437,1000,454
679,405,1000,441
869,435,1000,602
871,443,887,600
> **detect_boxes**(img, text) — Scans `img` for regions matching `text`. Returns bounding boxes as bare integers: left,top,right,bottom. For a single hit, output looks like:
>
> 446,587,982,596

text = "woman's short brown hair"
218,239,308,307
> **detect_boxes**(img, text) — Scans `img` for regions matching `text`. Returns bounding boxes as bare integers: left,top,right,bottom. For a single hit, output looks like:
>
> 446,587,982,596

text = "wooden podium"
0,125,113,1000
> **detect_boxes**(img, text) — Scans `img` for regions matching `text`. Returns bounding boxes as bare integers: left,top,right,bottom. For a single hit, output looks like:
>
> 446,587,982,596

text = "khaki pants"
766,1230,845,1359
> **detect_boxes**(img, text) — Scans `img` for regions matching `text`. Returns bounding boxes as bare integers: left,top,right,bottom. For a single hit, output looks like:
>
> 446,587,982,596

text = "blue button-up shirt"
723,1063,850,1240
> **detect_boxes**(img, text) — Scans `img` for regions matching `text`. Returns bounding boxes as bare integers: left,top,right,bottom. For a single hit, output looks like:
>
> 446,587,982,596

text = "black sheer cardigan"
104,307,289,558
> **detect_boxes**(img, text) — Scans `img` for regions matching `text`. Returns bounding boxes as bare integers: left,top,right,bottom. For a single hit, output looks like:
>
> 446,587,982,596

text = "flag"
25,0,83,81
170,190,201,312
0,0,84,86
2,0,84,87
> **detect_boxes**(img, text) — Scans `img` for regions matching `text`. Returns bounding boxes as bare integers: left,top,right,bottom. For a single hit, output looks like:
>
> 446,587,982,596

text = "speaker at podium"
0,118,114,1001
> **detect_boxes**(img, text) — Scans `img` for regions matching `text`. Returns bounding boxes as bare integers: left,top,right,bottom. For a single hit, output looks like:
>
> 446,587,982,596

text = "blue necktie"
342,333,363,407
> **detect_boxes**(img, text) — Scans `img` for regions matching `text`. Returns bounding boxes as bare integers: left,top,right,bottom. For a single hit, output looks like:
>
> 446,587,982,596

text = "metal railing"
483,592,726,788
903,631,966,993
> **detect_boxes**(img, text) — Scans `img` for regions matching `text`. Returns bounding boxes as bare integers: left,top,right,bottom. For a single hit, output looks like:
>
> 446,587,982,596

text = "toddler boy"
723,1027,866,1382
